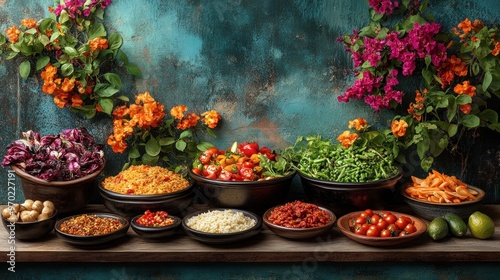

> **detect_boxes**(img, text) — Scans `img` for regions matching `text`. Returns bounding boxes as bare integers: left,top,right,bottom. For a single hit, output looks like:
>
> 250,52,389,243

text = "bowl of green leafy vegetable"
288,119,403,215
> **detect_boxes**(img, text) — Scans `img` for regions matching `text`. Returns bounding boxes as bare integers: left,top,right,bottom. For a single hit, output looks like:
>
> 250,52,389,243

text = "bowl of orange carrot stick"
401,170,485,221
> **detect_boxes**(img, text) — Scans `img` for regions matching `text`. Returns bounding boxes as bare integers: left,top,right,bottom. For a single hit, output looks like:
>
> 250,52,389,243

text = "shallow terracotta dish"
401,184,485,220
55,212,129,246
263,205,336,240
182,208,262,244
337,210,427,246
130,214,181,239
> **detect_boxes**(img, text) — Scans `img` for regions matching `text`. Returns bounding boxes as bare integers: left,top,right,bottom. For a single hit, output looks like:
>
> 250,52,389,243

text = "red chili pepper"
260,146,277,161
238,141,259,157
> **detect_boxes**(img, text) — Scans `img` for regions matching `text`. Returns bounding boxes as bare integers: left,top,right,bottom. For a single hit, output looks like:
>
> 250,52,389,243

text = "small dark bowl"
189,170,296,214
55,213,129,246
263,205,336,239
99,188,194,219
337,210,427,246
401,184,485,220
182,208,262,244
1,209,58,240
299,167,402,216
130,214,181,239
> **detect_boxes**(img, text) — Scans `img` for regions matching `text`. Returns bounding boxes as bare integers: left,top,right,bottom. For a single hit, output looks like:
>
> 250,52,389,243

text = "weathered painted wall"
1,0,499,204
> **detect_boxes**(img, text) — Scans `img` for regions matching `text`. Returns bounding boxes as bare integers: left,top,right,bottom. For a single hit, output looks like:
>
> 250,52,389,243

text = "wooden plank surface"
1,205,499,263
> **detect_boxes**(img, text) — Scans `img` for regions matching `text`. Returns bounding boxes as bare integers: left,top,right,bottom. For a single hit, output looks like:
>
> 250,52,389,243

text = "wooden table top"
1,204,499,263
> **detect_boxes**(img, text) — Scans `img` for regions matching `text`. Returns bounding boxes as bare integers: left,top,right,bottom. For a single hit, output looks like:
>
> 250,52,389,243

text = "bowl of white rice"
182,208,262,244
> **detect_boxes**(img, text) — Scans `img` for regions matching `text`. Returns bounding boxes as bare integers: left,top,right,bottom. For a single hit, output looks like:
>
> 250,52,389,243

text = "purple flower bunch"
338,1,447,111
368,0,399,16
53,0,112,18
2,128,105,181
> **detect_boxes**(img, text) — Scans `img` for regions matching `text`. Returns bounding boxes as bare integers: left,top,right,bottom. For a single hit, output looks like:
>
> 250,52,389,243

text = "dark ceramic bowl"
12,163,105,214
99,179,194,202
55,212,129,246
182,208,262,244
189,170,296,214
298,167,402,216
99,190,194,219
337,210,427,246
130,214,181,239
263,205,336,239
401,184,485,220
1,208,58,240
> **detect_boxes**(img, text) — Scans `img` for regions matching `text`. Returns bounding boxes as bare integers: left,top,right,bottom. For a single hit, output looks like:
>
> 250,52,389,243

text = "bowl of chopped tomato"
336,209,427,246
189,142,296,214
130,210,181,239
262,201,336,239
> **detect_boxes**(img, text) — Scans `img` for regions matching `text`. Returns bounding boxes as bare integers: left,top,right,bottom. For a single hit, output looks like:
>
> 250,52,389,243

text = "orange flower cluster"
337,131,358,149
407,89,427,121
20,18,37,29
108,92,166,153
40,64,84,108
436,55,467,89
391,120,408,138
348,117,367,131
89,37,108,52
453,18,484,42
453,81,476,97
201,110,222,129
169,105,221,130
5,26,21,43
493,42,500,56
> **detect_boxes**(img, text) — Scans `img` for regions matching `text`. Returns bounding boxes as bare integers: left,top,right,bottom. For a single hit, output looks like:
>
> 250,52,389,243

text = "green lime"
468,211,495,239
444,213,468,237
428,217,449,241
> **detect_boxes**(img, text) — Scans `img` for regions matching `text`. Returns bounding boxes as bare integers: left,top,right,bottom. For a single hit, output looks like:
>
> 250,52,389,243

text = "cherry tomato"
239,167,256,180
384,214,397,224
386,223,399,236
366,225,380,237
369,214,381,224
364,209,374,217
376,220,388,231
395,217,410,230
355,216,366,225
191,168,201,175
380,229,392,238
399,230,410,237
404,223,417,234
354,224,368,235
382,211,392,218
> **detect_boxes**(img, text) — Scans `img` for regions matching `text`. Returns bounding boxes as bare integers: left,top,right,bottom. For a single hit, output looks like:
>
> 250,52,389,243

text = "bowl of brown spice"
55,213,129,246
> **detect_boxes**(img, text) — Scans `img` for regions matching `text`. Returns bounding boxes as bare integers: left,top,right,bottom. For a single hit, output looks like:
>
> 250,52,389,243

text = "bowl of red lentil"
130,210,182,239
55,213,129,246
262,200,336,240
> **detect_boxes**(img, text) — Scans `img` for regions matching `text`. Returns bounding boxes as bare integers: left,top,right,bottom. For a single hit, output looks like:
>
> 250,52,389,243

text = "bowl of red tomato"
189,141,296,214
130,210,182,239
336,209,427,246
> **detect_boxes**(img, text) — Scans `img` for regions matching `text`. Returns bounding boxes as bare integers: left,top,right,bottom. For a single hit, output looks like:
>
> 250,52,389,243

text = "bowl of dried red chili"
262,200,336,240
130,210,181,239
55,213,129,246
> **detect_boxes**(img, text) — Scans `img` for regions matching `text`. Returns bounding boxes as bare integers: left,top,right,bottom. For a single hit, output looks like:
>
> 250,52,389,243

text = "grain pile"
185,209,256,233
